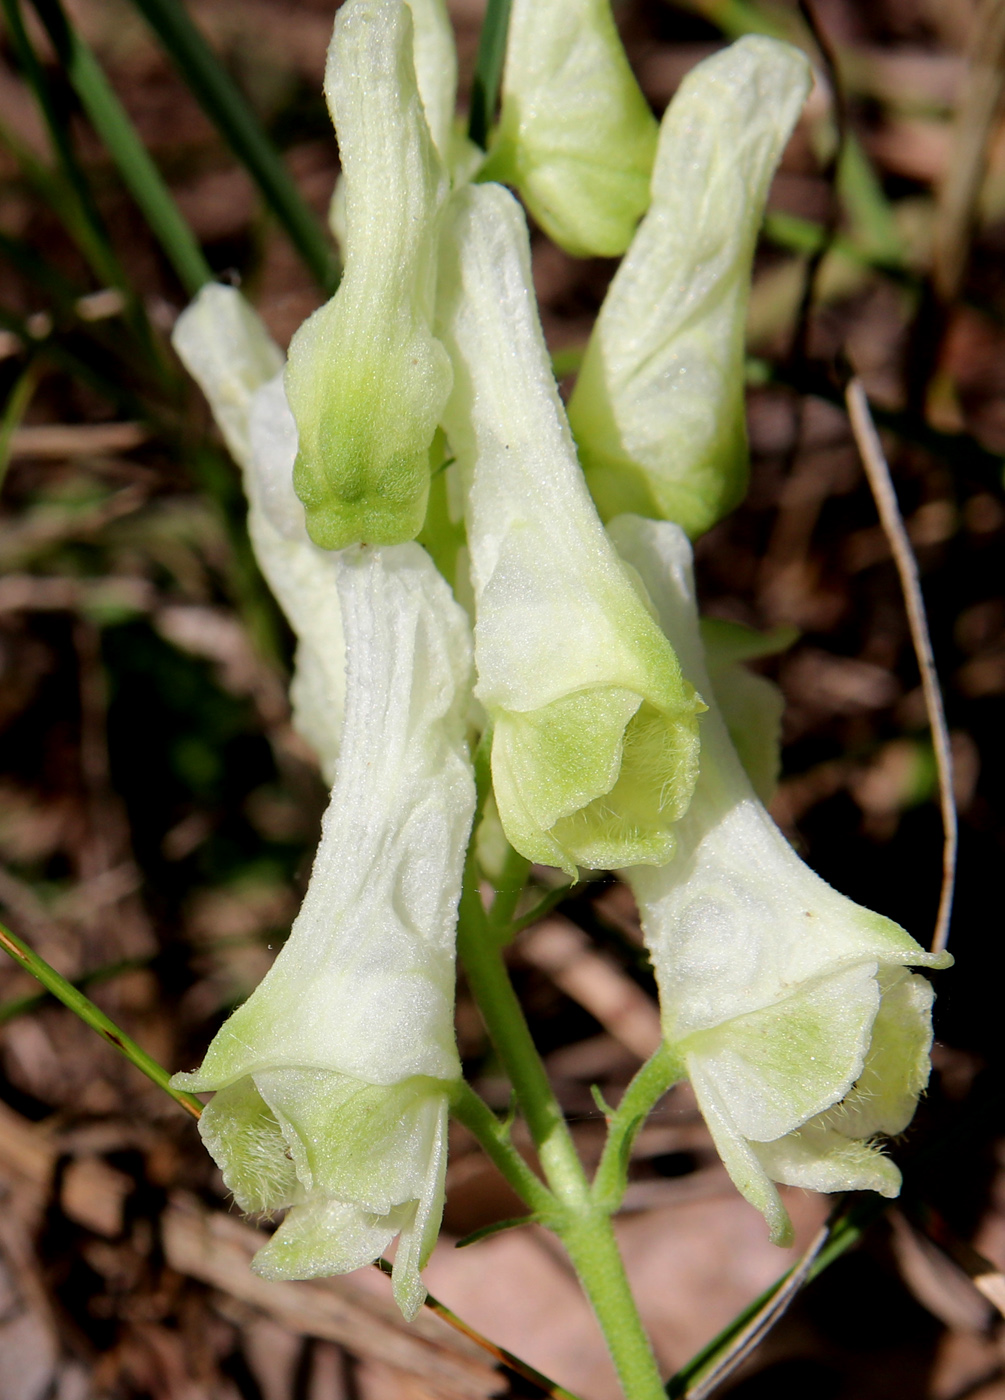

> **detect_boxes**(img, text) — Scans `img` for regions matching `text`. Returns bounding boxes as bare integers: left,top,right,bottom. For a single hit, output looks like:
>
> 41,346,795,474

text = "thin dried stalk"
845,378,957,955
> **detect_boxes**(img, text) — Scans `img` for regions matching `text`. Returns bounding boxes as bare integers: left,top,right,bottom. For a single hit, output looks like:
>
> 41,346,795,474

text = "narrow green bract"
437,183,703,877
568,38,812,537
481,0,657,258
613,515,952,1246
285,0,452,550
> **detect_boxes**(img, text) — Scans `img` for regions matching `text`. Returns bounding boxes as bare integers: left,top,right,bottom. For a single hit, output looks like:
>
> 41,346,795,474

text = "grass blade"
468,0,512,149
0,920,204,1120
0,360,41,495
126,0,339,293
0,0,132,291
30,0,213,297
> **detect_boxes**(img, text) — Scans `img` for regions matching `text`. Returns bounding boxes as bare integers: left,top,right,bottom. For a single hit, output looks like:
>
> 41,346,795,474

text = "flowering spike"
172,284,346,781
610,514,951,1244
481,0,657,258
285,0,452,550
569,38,812,537
436,184,703,876
173,542,474,1317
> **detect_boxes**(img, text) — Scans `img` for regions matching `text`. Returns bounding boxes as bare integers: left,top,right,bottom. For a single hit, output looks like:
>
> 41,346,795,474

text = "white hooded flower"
285,0,453,550
436,182,703,877
173,542,475,1318
172,283,345,781
568,38,812,537
612,514,951,1246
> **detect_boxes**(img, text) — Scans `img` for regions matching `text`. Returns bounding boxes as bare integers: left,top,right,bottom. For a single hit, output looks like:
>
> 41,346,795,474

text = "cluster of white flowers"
171,0,950,1319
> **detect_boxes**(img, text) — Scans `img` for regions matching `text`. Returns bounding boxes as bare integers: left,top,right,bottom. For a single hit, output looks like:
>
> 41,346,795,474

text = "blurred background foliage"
1,0,1005,1397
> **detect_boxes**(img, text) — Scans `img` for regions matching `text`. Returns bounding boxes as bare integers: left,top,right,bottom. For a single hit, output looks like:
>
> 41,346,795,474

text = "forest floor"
1,0,1005,1397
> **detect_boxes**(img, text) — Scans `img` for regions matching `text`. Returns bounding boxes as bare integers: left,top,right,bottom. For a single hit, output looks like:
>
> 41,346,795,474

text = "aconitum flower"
569,38,812,537
172,543,475,1318
172,284,345,780
436,183,703,876
481,0,658,258
611,514,951,1246
285,0,452,550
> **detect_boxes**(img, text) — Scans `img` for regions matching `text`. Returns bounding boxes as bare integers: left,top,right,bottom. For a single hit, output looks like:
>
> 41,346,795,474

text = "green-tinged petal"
436,184,702,876
387,1094,449,1318
285,0,452,549
173,545,473,1093
701,618,796,805
613,514,950,1235
247,377,346,780
823,969,936,1139
689,1058,793,1247
481,0,657,257
568,38,812,536
251,1090,449,1319
753,1123,902,1198
613,514,951,1036
255,1070,443,1211
686,964,879,1143
254,1199,405,1282
172,287,346,780
196,1075,301,1215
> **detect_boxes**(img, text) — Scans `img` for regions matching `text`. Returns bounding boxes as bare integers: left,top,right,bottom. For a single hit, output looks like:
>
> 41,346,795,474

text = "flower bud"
482,0,657,257
285,0,452,550
569,38,812,537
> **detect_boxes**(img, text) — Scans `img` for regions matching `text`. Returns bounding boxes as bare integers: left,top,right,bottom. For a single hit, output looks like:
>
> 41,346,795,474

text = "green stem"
562,1213,667,1400
452,1080,555,1216
31,0,213,298
0,921,203,1120
458,858,587,1207
592,1045,682,1214
458,851,666,1399
0,954,150,1025
487,844,531,939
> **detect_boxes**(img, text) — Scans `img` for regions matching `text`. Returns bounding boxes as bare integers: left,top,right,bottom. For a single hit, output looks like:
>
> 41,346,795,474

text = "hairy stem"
561,1212,667,1400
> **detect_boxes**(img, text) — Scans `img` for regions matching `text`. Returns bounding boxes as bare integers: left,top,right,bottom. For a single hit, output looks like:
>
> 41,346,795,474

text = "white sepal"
173,542,475,1316
437,183,703,877
285,0,452,550
569,38,812,537
171,285,346,780
612,514,950,1245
